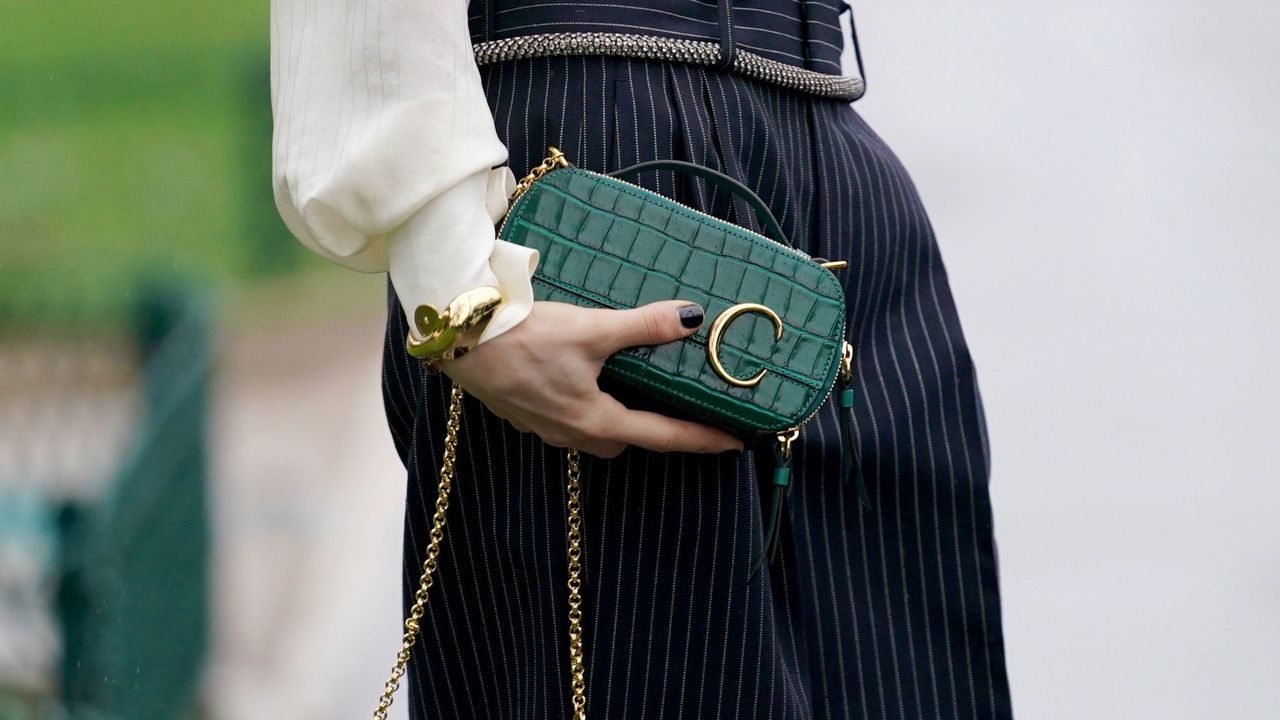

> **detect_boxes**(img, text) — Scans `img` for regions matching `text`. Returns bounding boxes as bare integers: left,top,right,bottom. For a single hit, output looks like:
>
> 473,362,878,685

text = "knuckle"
573,404,614,437
569,312,600,346
652,430,678,454
564,409,597,436
640,308,668,345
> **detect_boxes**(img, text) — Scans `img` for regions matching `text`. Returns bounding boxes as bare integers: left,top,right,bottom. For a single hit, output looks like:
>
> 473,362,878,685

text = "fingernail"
678,303,704,329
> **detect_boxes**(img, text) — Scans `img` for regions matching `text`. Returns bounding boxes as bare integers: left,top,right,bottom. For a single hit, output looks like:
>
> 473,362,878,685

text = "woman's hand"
439,300,744,459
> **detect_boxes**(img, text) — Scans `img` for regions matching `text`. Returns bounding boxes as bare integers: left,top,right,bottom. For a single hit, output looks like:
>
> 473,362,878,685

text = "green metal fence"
0,285,212,719
57,285,211,720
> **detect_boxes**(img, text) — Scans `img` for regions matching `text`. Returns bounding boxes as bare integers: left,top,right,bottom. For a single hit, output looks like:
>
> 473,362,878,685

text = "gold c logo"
706,303,784,388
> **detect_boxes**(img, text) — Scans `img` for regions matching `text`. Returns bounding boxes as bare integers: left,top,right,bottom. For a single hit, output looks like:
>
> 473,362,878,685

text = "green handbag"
499,147,865,562
502,148,853,430
374,147,863,720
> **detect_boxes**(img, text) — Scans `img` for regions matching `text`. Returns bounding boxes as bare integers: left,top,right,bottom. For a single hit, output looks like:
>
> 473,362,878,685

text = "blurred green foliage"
0,1,313,328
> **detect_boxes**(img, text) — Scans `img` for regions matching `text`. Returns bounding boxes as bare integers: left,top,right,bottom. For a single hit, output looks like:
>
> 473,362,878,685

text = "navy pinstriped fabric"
381,3,1012,718
467,0,847,74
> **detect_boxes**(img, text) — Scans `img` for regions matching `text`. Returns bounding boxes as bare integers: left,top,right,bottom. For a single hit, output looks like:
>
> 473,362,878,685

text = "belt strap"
471,33,865,101
841,1,867,93
715,0,736,70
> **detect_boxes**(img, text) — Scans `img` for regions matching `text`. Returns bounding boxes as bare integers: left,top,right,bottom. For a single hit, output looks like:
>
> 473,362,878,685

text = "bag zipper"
502,147,814,260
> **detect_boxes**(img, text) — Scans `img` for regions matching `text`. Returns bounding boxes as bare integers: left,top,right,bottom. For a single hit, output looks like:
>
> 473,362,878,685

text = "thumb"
593,300,705,356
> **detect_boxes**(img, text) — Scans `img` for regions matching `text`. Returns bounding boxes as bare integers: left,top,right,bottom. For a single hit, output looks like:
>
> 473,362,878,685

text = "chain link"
372,385,465,720
376,151,587,719
564,448,588,720
510,146,570,203
371,385,590,719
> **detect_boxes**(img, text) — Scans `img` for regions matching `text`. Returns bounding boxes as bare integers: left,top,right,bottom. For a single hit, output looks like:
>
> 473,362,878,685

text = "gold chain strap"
510,146,570,203
564,448,588,720
372,385,590,719
373,384,464,720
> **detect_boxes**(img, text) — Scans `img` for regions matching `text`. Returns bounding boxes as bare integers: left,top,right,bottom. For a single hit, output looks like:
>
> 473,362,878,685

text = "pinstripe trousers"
381,56,1012,720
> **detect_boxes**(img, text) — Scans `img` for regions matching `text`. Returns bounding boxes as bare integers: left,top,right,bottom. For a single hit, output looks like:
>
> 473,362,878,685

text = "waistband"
472,32,864,101
467,0,866,102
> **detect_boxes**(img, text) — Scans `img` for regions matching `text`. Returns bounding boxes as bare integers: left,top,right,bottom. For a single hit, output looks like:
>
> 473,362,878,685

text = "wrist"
388,167,538,348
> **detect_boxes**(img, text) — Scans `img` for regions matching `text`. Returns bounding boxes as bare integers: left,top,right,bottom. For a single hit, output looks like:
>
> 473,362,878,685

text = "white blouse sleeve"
270,0,537,344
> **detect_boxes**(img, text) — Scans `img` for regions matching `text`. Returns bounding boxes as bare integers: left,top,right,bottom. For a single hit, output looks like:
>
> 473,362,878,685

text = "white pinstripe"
368,19,1011,717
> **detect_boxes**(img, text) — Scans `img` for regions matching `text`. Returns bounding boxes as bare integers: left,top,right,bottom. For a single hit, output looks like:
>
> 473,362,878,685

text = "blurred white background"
851,1,1280,718
200,2,1280,719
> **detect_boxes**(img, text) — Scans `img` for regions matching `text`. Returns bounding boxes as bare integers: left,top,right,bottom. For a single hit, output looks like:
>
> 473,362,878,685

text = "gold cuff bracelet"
404,286,505,367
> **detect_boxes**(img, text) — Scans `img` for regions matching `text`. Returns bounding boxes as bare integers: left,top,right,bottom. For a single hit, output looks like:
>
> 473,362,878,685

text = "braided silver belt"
472,32,865,102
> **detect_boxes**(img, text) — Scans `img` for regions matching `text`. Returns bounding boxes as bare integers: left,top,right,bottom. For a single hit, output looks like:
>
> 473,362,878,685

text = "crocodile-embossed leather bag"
373,147,861,720
503,147,855,441
501,145,868,562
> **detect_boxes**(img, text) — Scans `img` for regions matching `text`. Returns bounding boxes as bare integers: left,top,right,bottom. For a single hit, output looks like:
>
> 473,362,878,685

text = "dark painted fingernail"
678,303,704,329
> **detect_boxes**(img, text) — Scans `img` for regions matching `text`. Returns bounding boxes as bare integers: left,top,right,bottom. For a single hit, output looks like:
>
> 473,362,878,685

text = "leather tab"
772,464,792,489
836,383,871,507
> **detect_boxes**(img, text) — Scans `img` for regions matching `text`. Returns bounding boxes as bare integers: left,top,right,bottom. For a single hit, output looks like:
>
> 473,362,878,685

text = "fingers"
530,419,626,459
506,399,738,457
594,396,744,455
588,300,705,357
576,439,627,460
472,298,743,457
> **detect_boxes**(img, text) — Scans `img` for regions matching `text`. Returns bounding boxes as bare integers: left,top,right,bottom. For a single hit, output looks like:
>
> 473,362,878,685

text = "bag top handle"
607,159,792,249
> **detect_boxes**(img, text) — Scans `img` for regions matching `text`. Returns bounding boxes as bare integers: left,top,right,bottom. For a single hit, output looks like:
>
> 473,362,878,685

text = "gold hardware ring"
706,303,784,388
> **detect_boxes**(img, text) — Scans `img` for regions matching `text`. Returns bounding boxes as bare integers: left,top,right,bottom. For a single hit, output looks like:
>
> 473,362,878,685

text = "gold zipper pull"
835,340,870,505
839,340,855,384
776,427,800,462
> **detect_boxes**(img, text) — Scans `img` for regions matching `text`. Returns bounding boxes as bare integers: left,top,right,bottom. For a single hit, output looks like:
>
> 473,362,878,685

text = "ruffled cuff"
387,165,539,348
483,238,538,343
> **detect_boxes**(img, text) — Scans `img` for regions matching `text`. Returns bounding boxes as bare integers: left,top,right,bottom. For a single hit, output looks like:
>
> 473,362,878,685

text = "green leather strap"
607,160,792,248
